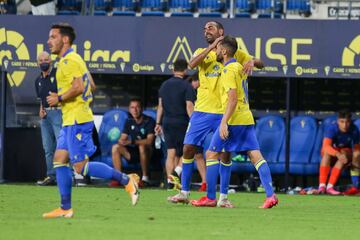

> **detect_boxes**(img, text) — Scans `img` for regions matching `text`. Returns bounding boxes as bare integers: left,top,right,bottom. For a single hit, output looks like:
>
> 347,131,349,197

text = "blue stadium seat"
94,0,111,15
235,0,252,17
98,109,129,156
322,115,337,129
354,118,360,130
57,0,82,15
256,115,285,174
143,109,157,120
279,116,318,175
198,0,224,17
112,0,137,15
169,0,194,16
308,123,323,174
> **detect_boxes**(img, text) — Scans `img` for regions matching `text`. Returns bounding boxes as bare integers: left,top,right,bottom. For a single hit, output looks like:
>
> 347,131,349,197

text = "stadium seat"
112,0,137,15
97,109,129,156
143,109,157,120
354,118,360,130
279,115,318,175
198,0,225,17
308,123,323,174
57,0,82,15
256,115,285,174
169,0,194,15
93,0,111,15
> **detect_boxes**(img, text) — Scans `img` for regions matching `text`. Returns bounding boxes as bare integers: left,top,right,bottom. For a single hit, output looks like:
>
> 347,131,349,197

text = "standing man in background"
155,59,195,190
30,0,56,15
35,51,62,186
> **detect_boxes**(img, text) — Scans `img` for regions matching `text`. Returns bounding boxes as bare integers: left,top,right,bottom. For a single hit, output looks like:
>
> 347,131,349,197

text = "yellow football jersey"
56,49,93,126
192,48,253,114
220,59,254,125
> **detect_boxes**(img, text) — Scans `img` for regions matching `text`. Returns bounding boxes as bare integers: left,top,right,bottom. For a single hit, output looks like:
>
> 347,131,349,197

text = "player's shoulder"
224,61,242,72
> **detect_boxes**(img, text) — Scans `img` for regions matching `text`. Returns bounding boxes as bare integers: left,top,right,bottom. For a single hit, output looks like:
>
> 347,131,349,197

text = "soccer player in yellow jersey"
168,21,264,204
43,23,139,219
191,36,278,208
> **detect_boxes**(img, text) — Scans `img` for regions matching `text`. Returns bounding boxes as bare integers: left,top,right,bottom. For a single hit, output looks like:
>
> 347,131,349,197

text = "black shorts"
126,146,140,163
163,122,188,157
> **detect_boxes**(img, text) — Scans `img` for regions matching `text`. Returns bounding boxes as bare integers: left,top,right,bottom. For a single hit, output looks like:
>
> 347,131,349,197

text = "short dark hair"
338,109,352,119
208,21,224,31
173,59,188,72
187,71,199,82
51,23,76,45
129,97,142,108
221,35,238,57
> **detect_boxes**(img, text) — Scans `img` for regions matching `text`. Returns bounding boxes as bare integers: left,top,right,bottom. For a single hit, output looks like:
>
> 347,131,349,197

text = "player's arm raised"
188,36,224,69
47,76,84,106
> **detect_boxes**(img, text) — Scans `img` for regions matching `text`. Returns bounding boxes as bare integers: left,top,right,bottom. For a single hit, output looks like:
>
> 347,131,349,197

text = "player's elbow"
254,59,265,69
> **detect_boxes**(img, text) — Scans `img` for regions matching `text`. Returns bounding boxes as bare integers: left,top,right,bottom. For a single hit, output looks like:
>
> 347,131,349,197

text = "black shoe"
37,176,56,186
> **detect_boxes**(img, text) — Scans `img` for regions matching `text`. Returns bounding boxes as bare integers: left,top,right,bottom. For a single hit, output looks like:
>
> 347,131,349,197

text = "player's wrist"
58,95,63,102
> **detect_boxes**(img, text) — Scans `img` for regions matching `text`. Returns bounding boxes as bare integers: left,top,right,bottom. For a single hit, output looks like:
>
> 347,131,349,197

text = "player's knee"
183,144,196,158
206,150,218,160
73,162,84,175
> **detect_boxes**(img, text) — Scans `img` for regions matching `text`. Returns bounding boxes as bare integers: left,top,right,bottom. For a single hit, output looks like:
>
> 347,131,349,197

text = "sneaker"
326,187,341,195
42,208,73,219
343,186,360,195
190,196,217,207
125,174,140,206
259,194,279,209
198,182,207,192
167,192,189,204
37,176,56,186
109,180,121,188
138,180,151,188
313,186,326,195
217,198,235,208
168,174,181,191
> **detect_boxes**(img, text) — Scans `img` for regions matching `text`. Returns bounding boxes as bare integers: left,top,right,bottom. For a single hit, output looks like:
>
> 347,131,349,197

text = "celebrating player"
168,21,264,204
191,35,278,208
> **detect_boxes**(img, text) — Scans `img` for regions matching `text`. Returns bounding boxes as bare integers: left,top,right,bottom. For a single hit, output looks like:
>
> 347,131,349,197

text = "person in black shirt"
155,59,195,190
111,98,155,187
35,51,62,186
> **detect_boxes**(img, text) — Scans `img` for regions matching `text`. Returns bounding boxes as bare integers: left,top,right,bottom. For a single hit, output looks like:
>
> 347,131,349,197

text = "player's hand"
337,153,349,165
219,121,229,140
39,108,46,119
242,59,255,75
154,124,162,135
46,92,59,106
209,36,224,50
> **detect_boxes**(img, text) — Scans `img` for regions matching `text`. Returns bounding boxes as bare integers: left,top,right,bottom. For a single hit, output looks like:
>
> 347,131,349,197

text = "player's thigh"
67,122,97,165
54,127,69,164
184,112,222,146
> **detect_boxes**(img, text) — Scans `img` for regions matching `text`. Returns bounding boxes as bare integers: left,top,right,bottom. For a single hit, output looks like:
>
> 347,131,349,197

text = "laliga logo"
160,37,192,73
342,35,360,66
0,28,30,87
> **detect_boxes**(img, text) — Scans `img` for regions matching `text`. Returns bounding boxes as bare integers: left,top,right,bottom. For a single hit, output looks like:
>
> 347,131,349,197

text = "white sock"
319,183,326,188
174,166,182,176
327,183,333,189
219,193,227,201
142,176,149,182
180,190,189,196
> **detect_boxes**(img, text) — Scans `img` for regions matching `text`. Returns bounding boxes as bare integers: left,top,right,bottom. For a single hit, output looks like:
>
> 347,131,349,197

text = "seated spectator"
316,110,360,195
111,98,155,187
0,0,17,14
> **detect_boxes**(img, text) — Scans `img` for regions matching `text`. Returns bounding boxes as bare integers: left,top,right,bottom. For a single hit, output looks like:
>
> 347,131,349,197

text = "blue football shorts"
183,111,222,147
56,121,97,164
208,124,260,152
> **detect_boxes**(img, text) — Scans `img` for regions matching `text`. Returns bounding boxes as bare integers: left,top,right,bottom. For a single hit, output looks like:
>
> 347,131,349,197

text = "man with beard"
168,21,264,206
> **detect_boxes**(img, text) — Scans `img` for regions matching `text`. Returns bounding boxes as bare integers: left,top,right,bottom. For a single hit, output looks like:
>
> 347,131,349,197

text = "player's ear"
219,29,224,36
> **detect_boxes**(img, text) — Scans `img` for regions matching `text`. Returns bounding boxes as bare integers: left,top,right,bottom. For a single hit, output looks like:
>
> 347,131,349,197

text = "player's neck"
58,46,71,58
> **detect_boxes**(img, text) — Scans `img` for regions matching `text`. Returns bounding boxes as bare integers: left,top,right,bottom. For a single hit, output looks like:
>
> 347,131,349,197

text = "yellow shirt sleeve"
235,49,253,66
192,48,205,70
222,68,238,93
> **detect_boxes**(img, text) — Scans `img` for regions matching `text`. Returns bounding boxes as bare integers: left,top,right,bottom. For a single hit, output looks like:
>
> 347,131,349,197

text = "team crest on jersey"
223,69,227,73
50,77,54,83
140,128,145,135
213,65,220,70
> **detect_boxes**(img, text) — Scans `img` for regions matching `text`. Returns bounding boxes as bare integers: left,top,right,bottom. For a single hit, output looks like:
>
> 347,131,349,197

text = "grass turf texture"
1,185,360,240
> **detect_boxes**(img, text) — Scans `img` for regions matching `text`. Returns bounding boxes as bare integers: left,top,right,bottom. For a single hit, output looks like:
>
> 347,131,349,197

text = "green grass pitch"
1,184,360,240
